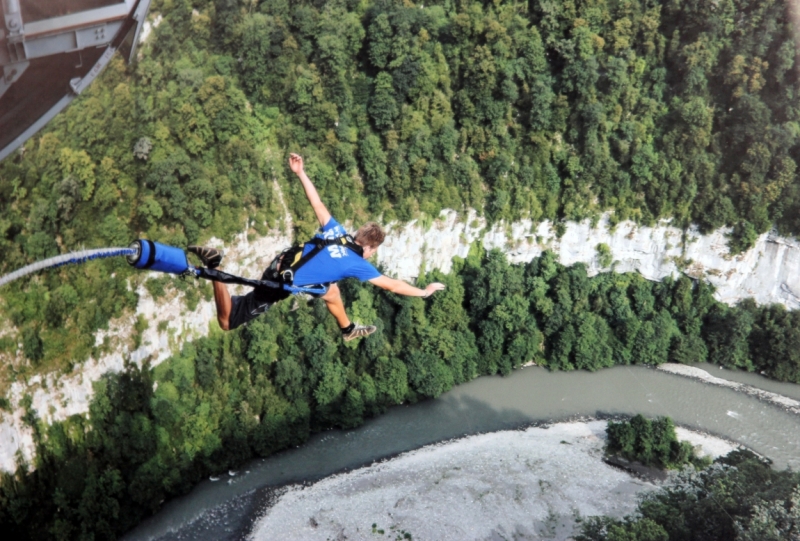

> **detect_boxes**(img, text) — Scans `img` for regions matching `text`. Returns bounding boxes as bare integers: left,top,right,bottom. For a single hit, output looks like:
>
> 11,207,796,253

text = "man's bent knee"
218,315,230,331
322,283,341,302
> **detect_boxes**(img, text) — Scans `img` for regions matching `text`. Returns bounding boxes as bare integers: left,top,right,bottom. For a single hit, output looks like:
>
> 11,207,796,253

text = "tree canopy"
578,450,800,541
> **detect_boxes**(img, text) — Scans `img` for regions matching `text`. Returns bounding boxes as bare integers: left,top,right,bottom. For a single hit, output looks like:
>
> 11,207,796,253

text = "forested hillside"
1,0,798,377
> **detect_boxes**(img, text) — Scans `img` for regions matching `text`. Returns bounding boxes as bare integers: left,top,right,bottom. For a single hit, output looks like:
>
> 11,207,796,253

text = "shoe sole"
188,246,223,269
343,326,377,341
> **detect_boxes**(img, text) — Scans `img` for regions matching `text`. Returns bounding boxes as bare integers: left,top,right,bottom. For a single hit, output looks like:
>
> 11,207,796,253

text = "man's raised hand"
424,283,446,298
289,153,305,176
290,152,331,226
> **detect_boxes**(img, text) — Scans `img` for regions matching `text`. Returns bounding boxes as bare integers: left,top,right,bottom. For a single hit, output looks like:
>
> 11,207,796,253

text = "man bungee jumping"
188,153,446,341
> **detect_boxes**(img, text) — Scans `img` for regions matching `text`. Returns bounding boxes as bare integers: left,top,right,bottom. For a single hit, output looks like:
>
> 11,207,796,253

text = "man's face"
362,245,378,259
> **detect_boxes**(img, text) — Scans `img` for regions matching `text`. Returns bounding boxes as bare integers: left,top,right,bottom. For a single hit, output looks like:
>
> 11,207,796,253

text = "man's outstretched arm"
369,275,446,297
289,153,331,227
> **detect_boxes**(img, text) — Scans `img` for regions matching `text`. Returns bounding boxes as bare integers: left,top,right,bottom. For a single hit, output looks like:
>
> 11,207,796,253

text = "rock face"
2,208,800,472
379,210,800,310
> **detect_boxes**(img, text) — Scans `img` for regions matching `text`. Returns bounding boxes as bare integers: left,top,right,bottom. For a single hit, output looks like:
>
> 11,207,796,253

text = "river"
123,364,800,540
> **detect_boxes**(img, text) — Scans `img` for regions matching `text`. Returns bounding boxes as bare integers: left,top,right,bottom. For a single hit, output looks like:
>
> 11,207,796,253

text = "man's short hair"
354,222,386,248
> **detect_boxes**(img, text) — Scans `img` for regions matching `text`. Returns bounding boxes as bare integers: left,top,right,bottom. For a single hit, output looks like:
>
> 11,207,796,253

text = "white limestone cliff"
2,207,800,472
379,210,800,310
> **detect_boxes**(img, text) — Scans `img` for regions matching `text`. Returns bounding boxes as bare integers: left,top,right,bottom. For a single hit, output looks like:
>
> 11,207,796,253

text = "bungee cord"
0,240,329,295
0,247,137,288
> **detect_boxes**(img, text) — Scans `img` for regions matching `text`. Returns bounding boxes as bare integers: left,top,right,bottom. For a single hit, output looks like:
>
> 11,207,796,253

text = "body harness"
194,234,364,296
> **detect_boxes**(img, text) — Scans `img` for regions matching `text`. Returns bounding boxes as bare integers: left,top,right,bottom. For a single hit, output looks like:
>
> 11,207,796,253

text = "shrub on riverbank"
606,414,710,470
578,450,800,541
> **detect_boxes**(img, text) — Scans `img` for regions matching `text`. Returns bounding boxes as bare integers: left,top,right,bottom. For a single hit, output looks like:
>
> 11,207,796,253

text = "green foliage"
747,304,800,383
132,314,148,349
578,450,800,541
579,517,668,541
606,415,709,470
596,243,613,268
728,221,759,254
21,326,43,365
143,276,170,299
705,301,756,370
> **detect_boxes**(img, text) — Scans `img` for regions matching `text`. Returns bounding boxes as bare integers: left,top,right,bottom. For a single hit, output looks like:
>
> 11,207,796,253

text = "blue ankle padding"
132,239,189,275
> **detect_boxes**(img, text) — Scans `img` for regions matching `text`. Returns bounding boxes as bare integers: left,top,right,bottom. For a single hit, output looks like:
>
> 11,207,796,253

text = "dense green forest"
2,248,800,539
1,0,799,379
606,414,711,469
578,449,800,541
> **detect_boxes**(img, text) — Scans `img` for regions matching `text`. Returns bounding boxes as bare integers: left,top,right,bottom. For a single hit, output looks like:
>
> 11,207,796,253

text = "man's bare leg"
213,281,232,330
321,283,351,328
187,246,230,329
321,284,377,341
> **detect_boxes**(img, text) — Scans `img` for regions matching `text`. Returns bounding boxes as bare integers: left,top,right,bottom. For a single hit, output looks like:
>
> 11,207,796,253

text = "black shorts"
228,283,331,330
229,286,290,330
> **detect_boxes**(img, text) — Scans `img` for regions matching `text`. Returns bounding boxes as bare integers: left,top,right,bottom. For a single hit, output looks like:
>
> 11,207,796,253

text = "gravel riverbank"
657,363,800,415
249,420,736,541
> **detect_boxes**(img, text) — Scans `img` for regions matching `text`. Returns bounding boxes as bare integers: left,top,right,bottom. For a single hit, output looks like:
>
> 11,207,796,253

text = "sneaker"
188,245,223,269
343,323,377,342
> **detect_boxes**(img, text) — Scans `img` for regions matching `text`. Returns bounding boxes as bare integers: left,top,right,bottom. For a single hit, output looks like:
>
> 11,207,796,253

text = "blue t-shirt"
292,217,381,286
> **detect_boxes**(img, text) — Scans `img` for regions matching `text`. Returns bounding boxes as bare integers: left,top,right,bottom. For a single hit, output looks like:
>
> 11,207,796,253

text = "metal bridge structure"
0,0,152,162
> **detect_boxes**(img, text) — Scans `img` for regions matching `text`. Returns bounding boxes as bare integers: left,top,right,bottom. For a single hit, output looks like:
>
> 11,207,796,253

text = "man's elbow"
377,283,399,294
372,278,400,294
